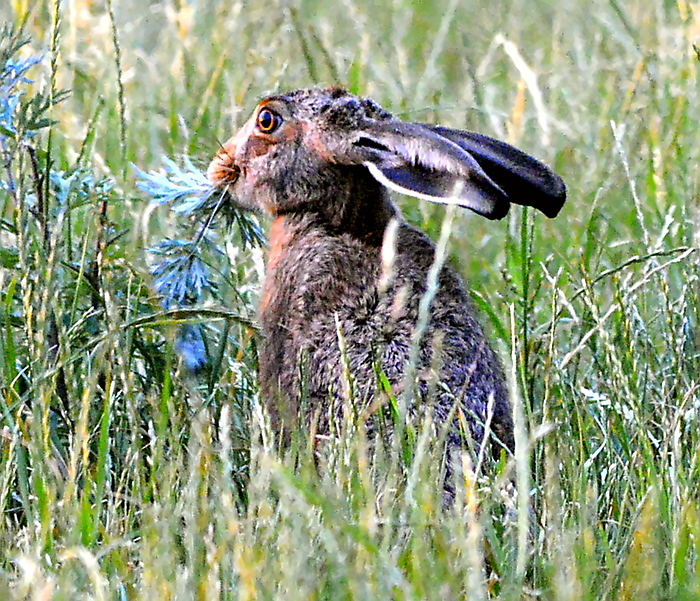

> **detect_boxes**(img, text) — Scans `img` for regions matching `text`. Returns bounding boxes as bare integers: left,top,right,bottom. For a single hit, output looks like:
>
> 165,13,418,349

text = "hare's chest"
262,234,382,331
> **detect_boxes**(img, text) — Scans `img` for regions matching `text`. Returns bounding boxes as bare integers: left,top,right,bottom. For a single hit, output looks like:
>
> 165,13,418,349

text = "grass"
0,0,699,598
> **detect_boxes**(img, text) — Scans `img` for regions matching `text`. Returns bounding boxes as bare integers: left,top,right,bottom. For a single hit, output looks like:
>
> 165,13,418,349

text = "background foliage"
0,0,698,598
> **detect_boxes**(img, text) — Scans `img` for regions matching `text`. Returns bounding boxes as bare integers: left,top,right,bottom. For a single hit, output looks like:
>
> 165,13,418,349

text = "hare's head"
208,87,566,222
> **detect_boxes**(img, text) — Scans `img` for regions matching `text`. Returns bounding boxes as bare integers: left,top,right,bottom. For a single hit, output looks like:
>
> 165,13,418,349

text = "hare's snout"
207,136,241,188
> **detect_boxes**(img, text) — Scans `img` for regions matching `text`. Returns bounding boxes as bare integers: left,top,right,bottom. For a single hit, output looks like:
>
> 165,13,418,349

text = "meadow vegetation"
0,0,698,598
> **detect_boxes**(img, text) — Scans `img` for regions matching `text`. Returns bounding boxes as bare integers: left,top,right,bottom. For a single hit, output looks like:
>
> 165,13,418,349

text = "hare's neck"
259,214,308,317
265,215,299,276
271,166,398,244
320,174,398,244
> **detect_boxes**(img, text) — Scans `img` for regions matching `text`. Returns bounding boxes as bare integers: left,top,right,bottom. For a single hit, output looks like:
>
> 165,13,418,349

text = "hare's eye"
257,108,282,133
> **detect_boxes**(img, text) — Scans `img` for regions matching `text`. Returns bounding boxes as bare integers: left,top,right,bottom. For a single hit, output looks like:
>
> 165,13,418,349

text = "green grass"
0,0,699,598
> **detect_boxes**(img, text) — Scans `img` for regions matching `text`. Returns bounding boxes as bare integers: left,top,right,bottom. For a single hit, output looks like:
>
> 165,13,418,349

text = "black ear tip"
494,180,566,220
484,201,511,220
540,179,567,218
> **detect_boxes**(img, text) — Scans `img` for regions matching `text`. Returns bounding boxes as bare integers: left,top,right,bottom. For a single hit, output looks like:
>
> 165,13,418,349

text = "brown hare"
207,87,565,493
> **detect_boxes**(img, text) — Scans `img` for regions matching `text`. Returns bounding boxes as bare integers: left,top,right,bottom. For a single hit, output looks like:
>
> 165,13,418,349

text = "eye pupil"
258,108,280,133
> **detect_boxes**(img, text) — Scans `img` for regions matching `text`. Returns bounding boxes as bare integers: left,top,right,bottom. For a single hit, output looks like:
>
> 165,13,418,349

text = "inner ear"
368,163,469,205
365,159,510,220
353,137,391,152
351,124,512,219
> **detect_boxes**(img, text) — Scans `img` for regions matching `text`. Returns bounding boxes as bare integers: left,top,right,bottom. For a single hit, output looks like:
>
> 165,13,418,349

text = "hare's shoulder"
393,223,471,297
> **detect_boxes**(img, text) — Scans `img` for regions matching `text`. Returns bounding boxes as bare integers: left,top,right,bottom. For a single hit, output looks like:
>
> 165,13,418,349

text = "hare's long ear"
425,126,567,218
345,122,512,219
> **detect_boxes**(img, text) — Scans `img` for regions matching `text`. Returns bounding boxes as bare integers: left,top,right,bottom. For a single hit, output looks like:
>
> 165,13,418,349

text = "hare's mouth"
207,137,242,188
208,159,241,188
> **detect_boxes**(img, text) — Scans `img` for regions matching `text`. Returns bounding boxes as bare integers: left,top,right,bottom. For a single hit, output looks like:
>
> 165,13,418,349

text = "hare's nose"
207,136,240,186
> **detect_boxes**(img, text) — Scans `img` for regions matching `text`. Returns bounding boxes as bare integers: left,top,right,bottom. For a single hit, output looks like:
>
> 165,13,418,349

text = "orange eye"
256,108,282,133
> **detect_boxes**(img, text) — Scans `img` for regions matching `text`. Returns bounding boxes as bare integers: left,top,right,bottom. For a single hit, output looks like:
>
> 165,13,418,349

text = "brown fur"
207,88,566,494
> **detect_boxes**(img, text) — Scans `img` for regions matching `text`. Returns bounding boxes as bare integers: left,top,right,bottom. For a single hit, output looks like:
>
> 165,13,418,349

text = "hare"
207,87,565,488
